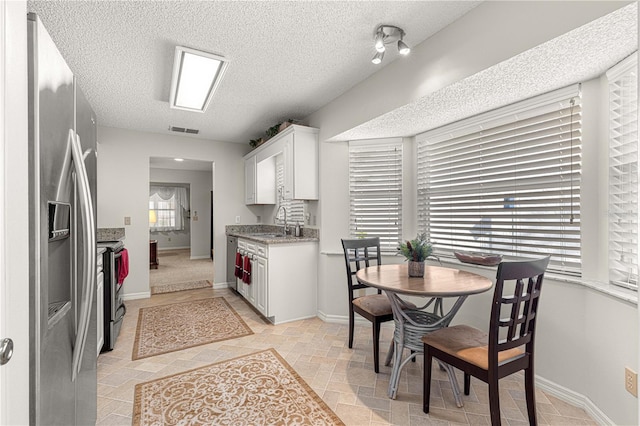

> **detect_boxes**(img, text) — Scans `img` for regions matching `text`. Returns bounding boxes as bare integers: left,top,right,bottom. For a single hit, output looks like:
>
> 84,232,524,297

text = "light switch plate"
124,216,131,225
235,216,241,224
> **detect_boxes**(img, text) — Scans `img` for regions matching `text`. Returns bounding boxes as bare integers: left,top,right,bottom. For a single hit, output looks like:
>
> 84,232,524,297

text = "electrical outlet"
625,367,638,397
124,216,131,225
235,216,240,224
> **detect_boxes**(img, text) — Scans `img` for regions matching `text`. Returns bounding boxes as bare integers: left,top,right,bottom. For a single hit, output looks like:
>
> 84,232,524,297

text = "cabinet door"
245,258,256,305
282,133,294,200
245,156,256,204
96,272,103,356
254,256,268,316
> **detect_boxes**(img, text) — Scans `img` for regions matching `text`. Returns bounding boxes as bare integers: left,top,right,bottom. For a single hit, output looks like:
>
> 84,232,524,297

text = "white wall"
150,168,213,257
97,126,252,298
305,1,637,424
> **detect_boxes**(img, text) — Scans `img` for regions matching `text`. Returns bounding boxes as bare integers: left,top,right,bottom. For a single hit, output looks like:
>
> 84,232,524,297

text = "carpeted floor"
133,348,344,425
132,297,253,360
150,248,213,294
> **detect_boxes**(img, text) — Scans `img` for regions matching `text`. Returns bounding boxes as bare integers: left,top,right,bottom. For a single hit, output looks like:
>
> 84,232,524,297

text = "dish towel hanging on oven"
242,255,251,284
117,248,129,284
234,251,243,279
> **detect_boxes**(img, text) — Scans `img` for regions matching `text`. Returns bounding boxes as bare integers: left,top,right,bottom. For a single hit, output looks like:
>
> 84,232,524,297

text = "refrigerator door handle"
69,130,96,381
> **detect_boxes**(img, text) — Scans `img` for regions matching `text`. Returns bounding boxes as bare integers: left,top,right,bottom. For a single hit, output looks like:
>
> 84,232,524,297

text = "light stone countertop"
226,224,318,245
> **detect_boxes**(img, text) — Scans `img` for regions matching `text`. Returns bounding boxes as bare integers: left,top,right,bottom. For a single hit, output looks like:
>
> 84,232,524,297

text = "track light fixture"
371,25,410,64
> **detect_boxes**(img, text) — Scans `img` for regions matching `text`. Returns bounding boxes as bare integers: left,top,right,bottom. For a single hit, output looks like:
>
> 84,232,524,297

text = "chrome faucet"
276,206,288,236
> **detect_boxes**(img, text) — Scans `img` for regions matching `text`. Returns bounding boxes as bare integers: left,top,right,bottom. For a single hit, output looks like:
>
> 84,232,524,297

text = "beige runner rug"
133,348,344,425
132,297,253,360
150,279,211,295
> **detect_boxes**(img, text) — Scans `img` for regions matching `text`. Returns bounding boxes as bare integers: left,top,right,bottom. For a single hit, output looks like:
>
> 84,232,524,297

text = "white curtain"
149,185,189,231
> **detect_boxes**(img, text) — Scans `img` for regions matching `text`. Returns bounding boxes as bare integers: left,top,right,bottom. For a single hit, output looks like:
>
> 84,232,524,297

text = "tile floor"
96,288,597,425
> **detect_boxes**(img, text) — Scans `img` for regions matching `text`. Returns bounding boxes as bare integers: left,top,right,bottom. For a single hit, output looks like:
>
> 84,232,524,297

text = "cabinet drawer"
246,242,257,254
256,244,268,257
238,240,247,250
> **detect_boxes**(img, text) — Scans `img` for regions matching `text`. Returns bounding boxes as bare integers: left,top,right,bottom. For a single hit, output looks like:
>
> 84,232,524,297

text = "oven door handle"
70,130,96,382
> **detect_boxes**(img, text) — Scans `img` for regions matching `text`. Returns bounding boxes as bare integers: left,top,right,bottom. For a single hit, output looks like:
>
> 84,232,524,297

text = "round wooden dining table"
356,263,493,402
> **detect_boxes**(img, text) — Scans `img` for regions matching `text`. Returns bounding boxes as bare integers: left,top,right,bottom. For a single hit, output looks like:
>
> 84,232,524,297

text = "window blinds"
349,139,403,253
607,52,638,290
417,86,582,275
275,159,305,226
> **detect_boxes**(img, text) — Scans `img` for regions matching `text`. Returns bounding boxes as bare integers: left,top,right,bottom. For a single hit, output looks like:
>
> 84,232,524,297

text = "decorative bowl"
454,251,503,266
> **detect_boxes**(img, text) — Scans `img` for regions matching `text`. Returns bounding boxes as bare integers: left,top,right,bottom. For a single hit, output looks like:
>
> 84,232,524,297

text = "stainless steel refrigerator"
27,13,98,425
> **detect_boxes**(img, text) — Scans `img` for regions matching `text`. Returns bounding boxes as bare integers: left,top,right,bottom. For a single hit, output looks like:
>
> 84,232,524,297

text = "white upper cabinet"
244,125,319,204
244,156,256,204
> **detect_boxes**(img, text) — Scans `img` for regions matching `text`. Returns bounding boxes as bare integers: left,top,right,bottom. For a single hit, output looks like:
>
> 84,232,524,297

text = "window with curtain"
417,85,582,276
275,159,305,226
149,185,189,231
349,139,403,253
607,52,638,290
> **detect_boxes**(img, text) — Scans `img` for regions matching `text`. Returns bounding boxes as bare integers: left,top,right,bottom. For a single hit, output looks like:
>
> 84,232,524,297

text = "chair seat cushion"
421,324,524,370
352,294,416,316
352,294,393,316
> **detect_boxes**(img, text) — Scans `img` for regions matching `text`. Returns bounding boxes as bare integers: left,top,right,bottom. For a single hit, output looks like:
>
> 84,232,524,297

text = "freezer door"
73,83,97,425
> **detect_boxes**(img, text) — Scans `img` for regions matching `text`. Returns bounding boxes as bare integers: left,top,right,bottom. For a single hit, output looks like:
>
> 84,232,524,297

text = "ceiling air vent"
169,126,199,135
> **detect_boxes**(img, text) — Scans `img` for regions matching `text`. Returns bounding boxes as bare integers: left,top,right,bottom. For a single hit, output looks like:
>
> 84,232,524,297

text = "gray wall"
97,126,252,298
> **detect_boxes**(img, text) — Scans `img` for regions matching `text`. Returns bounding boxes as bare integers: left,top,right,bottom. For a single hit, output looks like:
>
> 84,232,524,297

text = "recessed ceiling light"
174,158,184,162
169,46,229,113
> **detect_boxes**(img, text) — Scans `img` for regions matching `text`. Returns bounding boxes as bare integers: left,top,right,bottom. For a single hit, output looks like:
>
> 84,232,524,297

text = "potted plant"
397,233,433,277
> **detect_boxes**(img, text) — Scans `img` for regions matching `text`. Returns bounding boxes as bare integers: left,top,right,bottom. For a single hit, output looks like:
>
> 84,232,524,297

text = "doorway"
148,157,214,294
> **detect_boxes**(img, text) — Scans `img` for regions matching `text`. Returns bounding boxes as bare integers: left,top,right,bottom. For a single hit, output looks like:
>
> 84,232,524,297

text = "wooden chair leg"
488,378,501,426
348,308,355,349
422,349,433,413
464,373,470,395
525,366,538,426
373,321,381,373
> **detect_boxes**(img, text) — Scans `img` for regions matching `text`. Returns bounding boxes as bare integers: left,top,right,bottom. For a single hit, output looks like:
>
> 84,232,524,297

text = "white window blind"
607,52,638,290
349,139,403,253
275,159,305,226
417,86,582,275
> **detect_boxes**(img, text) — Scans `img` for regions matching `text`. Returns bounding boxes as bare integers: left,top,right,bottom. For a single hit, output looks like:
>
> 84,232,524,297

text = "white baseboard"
122,291,150,301
316,310,378,326
535,376,612,426
213,282,230,290
158,246,190,251
190,255,211,260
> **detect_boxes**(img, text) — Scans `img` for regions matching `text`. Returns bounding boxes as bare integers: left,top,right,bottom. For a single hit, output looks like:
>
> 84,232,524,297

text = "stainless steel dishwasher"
226,236,238,292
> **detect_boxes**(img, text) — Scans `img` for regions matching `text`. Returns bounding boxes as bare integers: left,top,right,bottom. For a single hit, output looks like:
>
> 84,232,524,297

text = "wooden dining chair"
422,256,550,425
341,237,393,373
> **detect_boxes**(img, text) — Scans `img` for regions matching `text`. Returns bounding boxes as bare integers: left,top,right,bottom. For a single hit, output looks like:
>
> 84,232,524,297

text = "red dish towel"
234,252,243,278
242,255,251,285
117,248,129,284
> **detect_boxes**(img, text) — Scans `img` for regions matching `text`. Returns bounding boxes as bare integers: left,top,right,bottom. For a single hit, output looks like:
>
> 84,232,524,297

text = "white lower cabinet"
236,238,317,324
254,256,268,316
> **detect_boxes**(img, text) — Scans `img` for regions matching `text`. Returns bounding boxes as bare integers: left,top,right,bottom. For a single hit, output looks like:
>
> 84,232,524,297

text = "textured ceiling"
331,2,638,141
26,0,480,144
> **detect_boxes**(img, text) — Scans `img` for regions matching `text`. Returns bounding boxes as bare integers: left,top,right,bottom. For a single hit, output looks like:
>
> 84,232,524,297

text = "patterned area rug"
132,297,253,360
150,279,212,295
133,349,344,425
